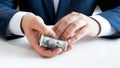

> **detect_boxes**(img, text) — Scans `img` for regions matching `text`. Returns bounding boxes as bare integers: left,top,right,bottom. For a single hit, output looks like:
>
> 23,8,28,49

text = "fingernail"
67,45,73,51
50,31,57,38
52,32,57,37
61,36,66,40
67,39,72,44
61,37,64,40
57,48,62,54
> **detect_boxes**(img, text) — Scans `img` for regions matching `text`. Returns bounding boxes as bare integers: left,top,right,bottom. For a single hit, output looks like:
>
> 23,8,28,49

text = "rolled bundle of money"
39,34,68,51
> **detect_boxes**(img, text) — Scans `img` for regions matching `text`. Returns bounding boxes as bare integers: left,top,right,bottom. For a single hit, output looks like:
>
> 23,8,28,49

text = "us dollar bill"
39,34,68,51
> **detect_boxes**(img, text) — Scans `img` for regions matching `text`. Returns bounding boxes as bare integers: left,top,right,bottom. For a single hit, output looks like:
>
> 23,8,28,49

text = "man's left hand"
53,12,100,44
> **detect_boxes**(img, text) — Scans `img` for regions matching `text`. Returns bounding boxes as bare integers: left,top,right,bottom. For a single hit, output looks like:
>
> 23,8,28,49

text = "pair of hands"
21,12,100,58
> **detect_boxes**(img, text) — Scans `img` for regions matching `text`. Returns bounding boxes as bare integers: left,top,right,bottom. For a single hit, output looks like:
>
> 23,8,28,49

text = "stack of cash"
39,34,68,51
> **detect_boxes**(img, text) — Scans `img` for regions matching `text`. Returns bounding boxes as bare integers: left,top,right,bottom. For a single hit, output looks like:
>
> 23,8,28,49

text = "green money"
39,34,68,51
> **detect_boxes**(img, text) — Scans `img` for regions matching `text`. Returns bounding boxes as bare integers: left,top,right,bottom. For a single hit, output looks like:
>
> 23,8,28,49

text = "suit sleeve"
99,6,120,34
0,0,19,36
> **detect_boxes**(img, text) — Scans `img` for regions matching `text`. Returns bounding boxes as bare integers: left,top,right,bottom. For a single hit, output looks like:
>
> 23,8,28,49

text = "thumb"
35,16,57,38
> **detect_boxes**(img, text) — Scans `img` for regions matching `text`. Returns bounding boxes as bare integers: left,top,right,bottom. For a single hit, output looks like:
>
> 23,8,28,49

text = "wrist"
89,17,101,36
90,17,101,36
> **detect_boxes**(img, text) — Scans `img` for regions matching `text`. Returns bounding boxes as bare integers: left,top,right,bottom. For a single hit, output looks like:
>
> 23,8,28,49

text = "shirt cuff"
8,12,28,35
91,15,116,36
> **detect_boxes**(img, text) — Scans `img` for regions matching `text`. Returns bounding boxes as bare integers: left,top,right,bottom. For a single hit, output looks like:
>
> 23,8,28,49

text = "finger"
67,26,89,44
60,45,73,54
66,44,73,51
33,16,49,34
62,19,87,40
53,12,80,31
34,16,57,38
53,13,80,38
56,16,80,38
25,29,40,47
32,43,62,58
40,48,62,58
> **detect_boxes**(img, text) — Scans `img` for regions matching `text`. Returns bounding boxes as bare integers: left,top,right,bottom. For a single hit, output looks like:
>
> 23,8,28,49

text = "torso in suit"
0,0,120,37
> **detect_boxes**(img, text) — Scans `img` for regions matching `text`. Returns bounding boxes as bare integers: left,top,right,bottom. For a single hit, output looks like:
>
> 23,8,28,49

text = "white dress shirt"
8,0,115,36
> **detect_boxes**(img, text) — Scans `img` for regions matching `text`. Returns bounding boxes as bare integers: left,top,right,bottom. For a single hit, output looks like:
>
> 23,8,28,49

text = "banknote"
39,34,68,51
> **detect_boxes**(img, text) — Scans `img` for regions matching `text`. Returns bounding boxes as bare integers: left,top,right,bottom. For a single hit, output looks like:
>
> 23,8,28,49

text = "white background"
0,36,120,68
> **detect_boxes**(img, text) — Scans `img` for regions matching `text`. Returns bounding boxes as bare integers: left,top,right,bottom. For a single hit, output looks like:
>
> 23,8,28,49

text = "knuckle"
80,30,86,34
63,19,71,25
79,13,82,15
33,16,39,21
63,32,70,38
43,53,55,58
64,17,69,22
74,35,79,41
59,18,70,25
56,29,62,33
71,12,78,14
71,22,78,28
53,27,56,31
78,13,86,18
56,29,62,36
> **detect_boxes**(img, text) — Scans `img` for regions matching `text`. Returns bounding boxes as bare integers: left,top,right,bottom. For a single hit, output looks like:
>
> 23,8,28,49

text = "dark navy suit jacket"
0,0,120,38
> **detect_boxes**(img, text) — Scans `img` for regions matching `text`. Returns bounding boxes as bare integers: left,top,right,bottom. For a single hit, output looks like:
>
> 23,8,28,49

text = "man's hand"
53,12,100,44
21,13,63,58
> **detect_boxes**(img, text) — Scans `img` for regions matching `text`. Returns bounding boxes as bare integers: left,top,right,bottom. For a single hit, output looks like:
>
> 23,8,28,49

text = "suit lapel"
43,0,71,23
55,0,71,22
43,0,55,20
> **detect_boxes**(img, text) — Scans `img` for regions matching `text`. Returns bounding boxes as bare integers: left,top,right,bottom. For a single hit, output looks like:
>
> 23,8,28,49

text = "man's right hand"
21,13,62,58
